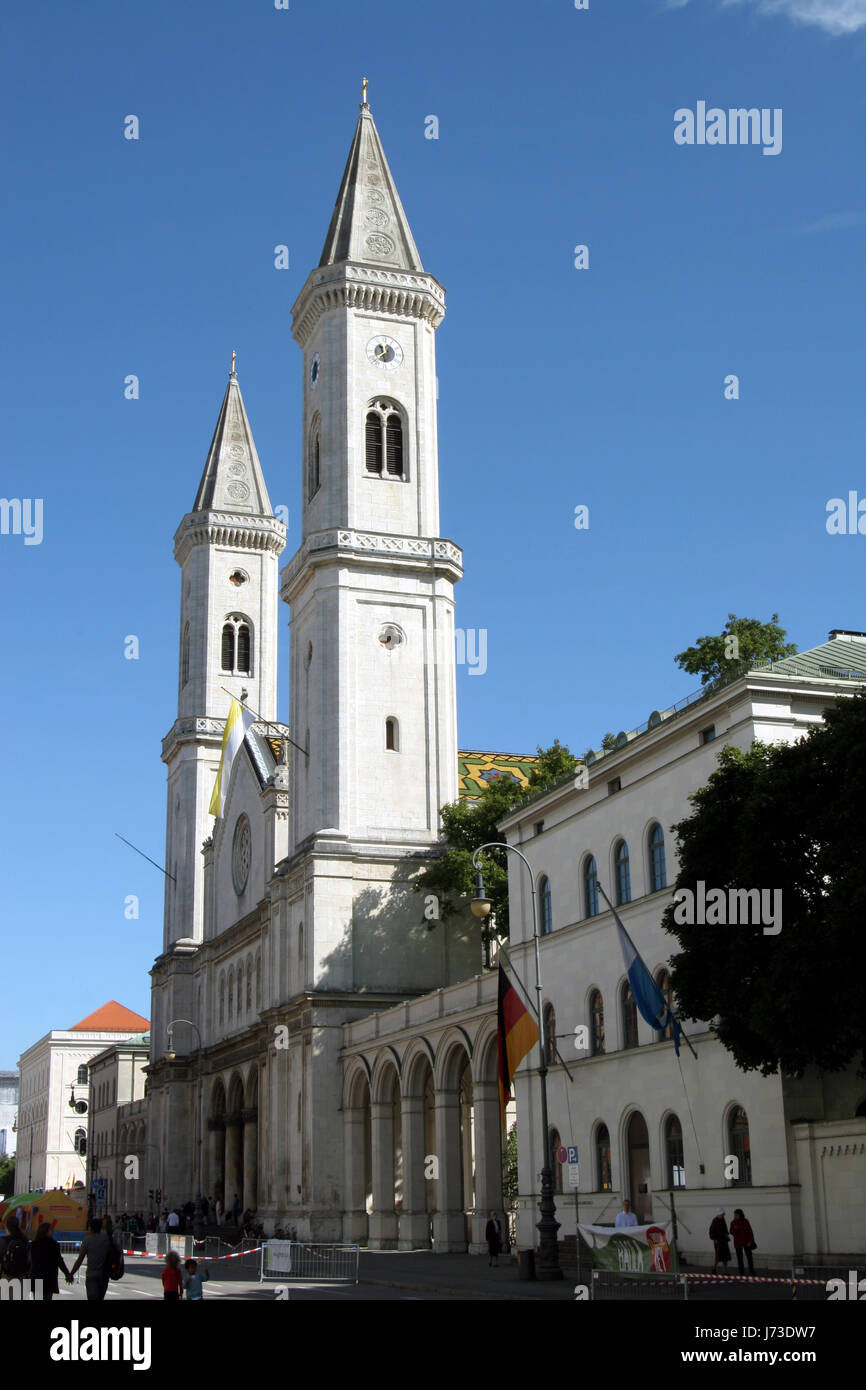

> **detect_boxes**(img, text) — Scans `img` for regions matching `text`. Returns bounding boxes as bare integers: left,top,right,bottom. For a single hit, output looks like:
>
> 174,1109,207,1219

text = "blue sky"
2,0,865,1061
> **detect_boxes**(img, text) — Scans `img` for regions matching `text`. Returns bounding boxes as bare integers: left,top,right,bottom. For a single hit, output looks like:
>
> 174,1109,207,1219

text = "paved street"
38,1251,842,1302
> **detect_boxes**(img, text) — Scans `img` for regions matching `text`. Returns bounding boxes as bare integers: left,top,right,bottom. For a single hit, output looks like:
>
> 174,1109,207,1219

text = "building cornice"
280,529,462,602
173,511,286,566
291,263,446,347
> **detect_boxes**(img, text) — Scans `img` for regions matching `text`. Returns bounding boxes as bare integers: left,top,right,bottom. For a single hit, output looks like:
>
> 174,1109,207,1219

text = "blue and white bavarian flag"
616,914,682,1056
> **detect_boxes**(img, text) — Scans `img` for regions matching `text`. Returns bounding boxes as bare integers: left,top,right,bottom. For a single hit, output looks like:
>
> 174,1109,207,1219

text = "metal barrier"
145,1233,193,1258
260,1241,360,1285
591,1269,686,1301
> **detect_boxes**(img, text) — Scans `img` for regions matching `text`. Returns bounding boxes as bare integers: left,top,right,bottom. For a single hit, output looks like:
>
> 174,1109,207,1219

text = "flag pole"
498,944,574,1082
219,687,308,760
596,881,698,1060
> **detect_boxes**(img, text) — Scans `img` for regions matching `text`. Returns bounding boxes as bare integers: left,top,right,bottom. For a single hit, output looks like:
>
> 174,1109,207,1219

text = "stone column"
369,1101,399,1248
207,1119,225,1203
343,1106,369,1244
470,1081,502,1252
398,1095,430,1248
242,1108,258,1212
224,1113,243,1216
432,1087,466,1251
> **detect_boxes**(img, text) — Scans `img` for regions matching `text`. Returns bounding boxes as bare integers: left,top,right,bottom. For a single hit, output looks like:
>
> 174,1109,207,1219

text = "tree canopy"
675,613,797,687
415,740,578,936
662,691,866,1076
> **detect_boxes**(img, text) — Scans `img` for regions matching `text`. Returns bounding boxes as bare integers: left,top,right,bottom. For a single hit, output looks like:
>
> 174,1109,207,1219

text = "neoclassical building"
334,634,866,1262
498,632,866,1265
146,93,528,1233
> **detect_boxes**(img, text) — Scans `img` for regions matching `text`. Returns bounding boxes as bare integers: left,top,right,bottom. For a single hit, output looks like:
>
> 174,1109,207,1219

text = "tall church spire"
192,366,275,516
318,93,424,273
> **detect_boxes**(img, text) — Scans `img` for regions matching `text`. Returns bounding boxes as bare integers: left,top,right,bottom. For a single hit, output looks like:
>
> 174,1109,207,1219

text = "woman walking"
484,1210,503,1268
730,1208,756,1275
29,1222,71,1301
161,1249,184,1301
709,1208,731,1274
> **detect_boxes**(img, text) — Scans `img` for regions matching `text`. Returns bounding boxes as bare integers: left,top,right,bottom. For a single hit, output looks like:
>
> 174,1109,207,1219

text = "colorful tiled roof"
70,1002,151,1033
458,751,539,800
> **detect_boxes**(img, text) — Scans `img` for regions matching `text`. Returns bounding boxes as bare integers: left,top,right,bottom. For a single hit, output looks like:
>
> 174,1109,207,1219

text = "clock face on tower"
366,335,403,371
310,353,320,387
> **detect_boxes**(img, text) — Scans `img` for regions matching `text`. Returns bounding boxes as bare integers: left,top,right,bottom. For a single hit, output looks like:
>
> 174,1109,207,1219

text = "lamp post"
165,1019,203,1197
471,841,562,1281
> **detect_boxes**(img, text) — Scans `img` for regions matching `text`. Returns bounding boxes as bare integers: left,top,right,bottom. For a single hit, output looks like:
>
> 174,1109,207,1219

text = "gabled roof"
192,371,275,516
70,1002,150,1033
319,99,424,272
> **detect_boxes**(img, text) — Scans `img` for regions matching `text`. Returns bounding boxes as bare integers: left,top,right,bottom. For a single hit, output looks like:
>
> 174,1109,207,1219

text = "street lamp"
471,841,562,1281
165,1019,203,1196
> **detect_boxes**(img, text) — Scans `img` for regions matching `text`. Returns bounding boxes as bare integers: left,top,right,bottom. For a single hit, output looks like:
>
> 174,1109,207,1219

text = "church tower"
282,87,462,850
161,366,286,953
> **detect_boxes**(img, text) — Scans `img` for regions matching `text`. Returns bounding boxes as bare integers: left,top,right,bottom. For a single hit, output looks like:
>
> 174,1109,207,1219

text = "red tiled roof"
69,1001,150,1033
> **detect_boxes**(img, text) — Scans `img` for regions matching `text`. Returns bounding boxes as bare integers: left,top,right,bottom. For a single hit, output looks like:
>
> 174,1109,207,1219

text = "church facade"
147,95,496,1235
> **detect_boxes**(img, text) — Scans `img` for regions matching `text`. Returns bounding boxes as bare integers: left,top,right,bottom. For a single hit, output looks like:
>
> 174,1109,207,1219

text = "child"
183,1258,209,1300
162,1249,183,1301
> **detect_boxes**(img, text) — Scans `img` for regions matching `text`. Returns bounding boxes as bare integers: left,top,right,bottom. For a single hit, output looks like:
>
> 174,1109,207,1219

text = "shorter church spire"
192,369,275,516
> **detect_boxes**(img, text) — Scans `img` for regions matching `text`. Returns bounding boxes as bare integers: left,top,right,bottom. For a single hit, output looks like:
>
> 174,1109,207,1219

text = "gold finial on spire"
361,77,368,107
230,349,237,376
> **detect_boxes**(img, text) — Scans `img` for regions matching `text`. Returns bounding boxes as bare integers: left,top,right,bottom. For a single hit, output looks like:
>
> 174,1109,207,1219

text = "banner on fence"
578,1222,674,1273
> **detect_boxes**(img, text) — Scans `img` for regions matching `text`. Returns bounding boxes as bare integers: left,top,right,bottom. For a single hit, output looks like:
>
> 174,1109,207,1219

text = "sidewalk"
357,1249,576,1300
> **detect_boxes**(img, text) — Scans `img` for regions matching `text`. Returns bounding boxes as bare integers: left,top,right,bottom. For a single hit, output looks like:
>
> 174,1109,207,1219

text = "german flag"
497,963,539,1130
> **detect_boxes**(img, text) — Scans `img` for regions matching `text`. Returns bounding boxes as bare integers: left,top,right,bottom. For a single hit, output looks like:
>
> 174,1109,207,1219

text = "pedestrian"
162,1249,184,1301
730,1208,756,1275
68,1218,112,1300
167,1208,180,1231
231,1193,241,1225
215,1195,224,1226
29,1221,71,1301
183,1258,210,1301
709,1208,731,1274
615,1198,639,1228
207,1196,216,1225
0,1215,31,1288
484,1210,503,1268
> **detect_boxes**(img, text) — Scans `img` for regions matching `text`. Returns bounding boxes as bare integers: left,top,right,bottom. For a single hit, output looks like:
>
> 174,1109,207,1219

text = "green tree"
675,613,797,687
662,691,866,1075
502,1122,519,1211
0,1155,15,1196
415,741,578,936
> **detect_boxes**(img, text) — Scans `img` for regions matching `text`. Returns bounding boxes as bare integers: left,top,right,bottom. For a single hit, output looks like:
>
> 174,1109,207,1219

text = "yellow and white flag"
209,699,255,818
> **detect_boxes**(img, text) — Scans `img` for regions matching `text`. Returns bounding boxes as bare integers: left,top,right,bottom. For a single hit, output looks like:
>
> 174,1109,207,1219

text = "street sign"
555,1145,568,1164
92,1178,106,1199
567,1145,578,1164
567,1163,579,1189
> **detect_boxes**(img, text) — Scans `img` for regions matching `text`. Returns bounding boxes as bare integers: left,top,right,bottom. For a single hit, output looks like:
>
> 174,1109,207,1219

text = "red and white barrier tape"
683,1273,827,1286
120,1246,262,1262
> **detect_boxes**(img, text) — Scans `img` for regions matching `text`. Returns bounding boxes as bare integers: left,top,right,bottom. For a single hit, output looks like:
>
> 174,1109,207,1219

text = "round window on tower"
378,624,405,650
232,814,251,896
228,569,248,587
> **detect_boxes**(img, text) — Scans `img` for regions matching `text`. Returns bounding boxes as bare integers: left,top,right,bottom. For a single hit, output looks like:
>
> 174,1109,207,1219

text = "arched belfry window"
309,414,321,499
385,716,399,751
181,622,190,687
221,615,253,676
365,400,404,478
